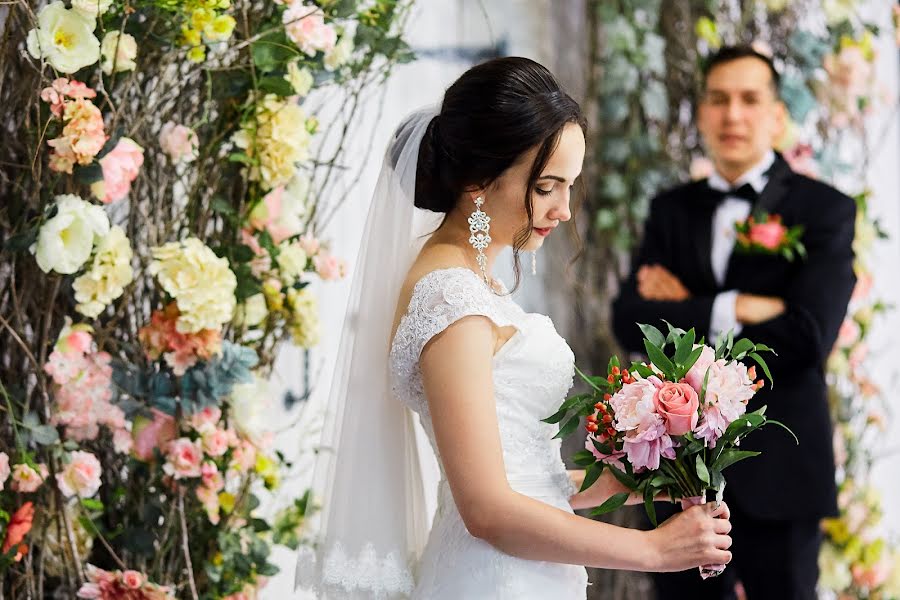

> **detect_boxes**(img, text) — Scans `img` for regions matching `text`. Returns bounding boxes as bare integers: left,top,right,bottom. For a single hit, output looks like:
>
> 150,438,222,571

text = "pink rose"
283,3,337,57
163,438,203,479
92,137,144,204
159,122,198,163
56,451,102,498
201,461,224,491
653,381,700,436
11,463,48,493
201,428,230,457
0,452,9,491
121,570,143,589
684,345,716,394
748,221,787,250
191,406,222,431
313,252,346,280
837,318,860,348
132,409,177,462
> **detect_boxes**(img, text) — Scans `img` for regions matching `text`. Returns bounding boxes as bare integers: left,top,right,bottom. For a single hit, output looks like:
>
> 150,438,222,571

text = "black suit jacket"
611,155,856,520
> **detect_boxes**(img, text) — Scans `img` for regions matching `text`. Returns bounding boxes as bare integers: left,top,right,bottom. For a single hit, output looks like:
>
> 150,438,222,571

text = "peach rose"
653,381,700,436
2,502,34,553
748,221,787,250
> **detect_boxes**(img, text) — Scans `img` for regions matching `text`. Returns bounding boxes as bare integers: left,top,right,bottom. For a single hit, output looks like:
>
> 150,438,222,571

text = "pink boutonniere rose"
734,212,806,261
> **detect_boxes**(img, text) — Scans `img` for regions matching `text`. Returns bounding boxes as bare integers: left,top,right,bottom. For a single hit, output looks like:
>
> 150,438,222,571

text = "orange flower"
3,502,34,553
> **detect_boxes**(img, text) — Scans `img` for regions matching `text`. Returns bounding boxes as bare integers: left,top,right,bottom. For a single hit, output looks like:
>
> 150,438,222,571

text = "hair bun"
414,115,456,213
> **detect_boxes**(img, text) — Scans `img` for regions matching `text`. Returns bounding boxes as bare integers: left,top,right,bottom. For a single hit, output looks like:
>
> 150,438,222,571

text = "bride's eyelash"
536,187,553,196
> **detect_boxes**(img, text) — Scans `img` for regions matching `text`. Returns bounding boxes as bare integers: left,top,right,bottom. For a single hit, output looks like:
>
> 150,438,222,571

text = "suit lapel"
693,181,719,291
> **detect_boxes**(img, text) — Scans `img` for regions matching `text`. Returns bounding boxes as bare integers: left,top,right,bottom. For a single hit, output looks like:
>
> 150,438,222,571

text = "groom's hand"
637,264,691,301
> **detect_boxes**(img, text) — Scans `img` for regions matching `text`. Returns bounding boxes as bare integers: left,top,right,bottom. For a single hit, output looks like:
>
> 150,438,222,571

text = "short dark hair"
702,45,781,96
415,56,586,291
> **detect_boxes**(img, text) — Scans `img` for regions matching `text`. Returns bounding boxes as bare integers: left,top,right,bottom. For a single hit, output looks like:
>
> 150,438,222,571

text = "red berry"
586,423,599,433
602,414,613,424
594,402,605,410
622,369,629,378
603,393,612,401
606,426,616,437
586,414,598,423
607,374,615,383
611,366,620,376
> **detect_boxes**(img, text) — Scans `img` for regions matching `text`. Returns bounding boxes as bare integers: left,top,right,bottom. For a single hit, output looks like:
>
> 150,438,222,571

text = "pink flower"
47,97,107,173
585,436,625,466
92,137,144,203
610,377,660,432
131,409,177,462
230,440,257,473
298,233,320,256
121,570,144,589
837,318,861,348
191,406,222,431
653,381,700,436
283,3,337,57
163,438,203,479
112,427,133,455
200,461,224,491
748,220,787,250
851,271,873,303
852,560,891,589
0,452,9,491
694,405,729,448
201,428,230,457
57,451,102,498
622,415,675,471
249,187,293,244
158,122,198,163
684,345,716,394
313,252,346,280
11,463,48,493
196,484,221,524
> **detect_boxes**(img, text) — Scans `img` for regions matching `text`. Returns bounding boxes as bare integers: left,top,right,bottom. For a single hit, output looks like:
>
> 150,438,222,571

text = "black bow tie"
710,182,758,204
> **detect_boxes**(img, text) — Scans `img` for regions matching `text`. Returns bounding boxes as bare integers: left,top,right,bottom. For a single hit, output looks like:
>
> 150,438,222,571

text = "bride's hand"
644,501,733,572
568,469,670,511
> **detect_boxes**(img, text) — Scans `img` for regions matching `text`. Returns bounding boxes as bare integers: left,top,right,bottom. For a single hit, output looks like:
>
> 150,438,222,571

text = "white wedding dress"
389,267,589,599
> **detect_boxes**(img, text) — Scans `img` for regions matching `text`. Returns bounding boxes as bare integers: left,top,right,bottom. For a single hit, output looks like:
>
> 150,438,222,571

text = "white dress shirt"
707,151,775,342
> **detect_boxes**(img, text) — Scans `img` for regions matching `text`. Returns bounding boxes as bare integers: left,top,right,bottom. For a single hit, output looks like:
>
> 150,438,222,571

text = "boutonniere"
734,212,806,261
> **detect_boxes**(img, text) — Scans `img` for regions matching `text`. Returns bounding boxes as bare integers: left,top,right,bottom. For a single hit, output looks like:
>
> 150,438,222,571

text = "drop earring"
468,195,491,285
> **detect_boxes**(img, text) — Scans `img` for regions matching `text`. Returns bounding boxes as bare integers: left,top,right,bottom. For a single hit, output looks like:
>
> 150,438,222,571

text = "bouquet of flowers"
546,322,795,578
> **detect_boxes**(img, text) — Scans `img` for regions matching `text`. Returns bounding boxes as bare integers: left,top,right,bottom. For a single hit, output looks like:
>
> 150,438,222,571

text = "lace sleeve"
394,268,515,363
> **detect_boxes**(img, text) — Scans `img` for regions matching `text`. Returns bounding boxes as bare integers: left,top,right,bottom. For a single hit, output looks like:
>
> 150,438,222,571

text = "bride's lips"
533,226,554,237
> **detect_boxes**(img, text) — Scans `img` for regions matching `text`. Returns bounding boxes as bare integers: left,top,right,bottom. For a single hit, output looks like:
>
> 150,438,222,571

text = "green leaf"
643,486,658,527
541,408,568,425
748,352,774,389
211,197,236,216
580,462,604,492
638,323,666,349
80,498,104,511
695,454,710,486
644,339,675,379
251,30,297,72
3,229,38,253
674,328,696,367
767,419,799,445
731,338,754,360
711,449,760,471
258,76,296,96
573,450,597,467
607,463,638,489
681,346,703,378
30,424,59,445
553,415,581,440
590,492,630,516
228,152,253,165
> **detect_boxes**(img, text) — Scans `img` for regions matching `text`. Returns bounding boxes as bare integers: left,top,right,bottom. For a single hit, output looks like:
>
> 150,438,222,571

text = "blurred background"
264,1,900,598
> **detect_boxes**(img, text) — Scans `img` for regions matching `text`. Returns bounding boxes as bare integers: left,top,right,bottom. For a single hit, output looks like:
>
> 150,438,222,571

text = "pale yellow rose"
285,60,314,96
286,287,319,348
234,293,268,328
71,0,112,18
26,2,100,74
73,225,134,318
324,34,354,71
276,241,308,284
32,194,109,274
100,31,137,74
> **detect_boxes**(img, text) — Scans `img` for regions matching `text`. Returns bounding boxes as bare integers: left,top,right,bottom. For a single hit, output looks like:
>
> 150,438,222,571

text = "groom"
611,46,856,599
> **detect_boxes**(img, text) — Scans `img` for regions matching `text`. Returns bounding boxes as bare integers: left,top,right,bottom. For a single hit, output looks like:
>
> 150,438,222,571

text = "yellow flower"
286,287,320,348
26,1,100,74
276,241,308,284
218,492,235,514
149,238,237,333
187,45,206,62
73,225,134,318
255,454,279,489
182,27,202,47
285,60,314,96
204,14,236,42
100,31,137,75
191,7,215,32
695,17,721,50
32,194,109,275
233,96,311,190
234,293,268,328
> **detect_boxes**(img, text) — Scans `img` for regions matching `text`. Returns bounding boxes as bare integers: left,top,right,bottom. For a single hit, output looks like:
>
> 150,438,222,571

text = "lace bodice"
389,267,577,500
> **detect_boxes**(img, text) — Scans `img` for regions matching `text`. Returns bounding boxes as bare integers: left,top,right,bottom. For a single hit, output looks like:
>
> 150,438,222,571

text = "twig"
177,487,199,600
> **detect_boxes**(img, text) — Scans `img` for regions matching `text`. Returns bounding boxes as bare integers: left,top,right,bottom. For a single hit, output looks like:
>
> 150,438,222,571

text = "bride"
296,57,733,599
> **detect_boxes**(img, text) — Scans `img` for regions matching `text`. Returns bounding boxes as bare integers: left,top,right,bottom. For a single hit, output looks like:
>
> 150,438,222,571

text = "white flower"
71,0,113,18
26,2,100,74
823,0,856,25
234,293,268,328
100,31,137,75
286,287,319,348
324,34,354,71
276,240,308,284
230,374,271,447
284,60,314,96
158,122,199,163
73,225,134,318
32,194,109,274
